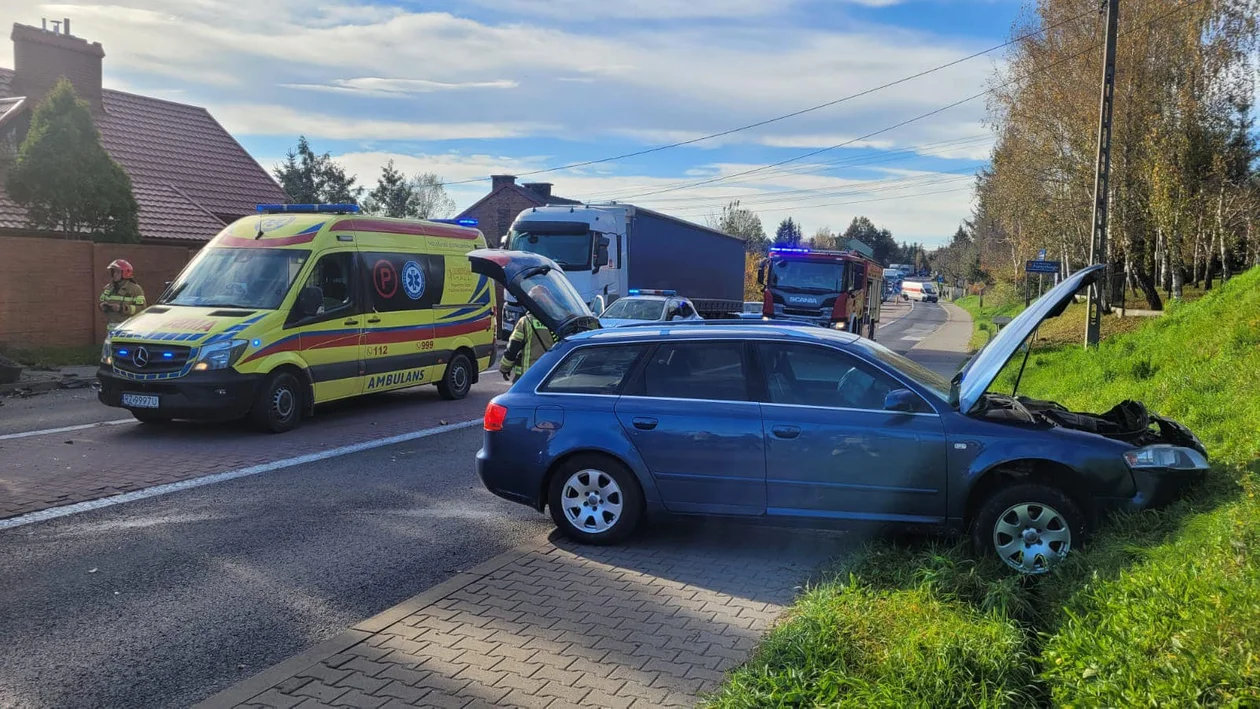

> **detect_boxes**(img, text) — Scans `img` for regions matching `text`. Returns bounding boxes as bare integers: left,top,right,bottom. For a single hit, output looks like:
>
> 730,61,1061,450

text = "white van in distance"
901,279,939,303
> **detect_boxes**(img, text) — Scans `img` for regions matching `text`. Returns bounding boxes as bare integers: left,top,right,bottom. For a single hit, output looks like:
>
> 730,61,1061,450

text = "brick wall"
0,236,195,348
459,189,540,248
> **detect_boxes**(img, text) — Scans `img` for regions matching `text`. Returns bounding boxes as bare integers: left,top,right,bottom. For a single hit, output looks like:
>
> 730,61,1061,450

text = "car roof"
573,322,861,345
613,295,672,302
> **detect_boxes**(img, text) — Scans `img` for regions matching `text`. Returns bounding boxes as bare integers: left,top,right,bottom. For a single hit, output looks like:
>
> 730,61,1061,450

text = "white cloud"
327,150,972,244
213,104,551,141
282,77,519,97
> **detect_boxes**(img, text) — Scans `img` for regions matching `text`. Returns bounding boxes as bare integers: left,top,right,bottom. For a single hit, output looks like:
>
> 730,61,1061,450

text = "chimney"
490,174,517,191
523,182,553,199
11,21,105,112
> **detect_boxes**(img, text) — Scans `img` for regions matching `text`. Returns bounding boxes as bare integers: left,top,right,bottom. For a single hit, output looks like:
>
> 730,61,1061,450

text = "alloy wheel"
561,469,624,534
992,502,1072,573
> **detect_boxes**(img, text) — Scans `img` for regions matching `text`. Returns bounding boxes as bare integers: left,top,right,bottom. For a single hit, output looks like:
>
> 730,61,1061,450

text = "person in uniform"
99,259,146,330
498,286,560,382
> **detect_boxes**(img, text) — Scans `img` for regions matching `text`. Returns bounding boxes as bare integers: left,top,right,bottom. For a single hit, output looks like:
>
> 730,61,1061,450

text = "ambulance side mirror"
296,286,324,318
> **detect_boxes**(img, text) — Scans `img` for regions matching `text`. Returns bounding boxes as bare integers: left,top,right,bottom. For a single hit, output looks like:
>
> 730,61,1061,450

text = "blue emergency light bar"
769,247,812,254
256,204,362,214
431,218,479,227
628,289,677,296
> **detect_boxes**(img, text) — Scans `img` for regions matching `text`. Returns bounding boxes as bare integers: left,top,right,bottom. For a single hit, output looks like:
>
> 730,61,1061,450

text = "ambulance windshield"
160,248,310,310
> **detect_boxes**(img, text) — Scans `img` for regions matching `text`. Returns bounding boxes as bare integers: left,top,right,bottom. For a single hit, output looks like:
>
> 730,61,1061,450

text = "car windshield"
159,248,309,309
851,338,951,403
602,299,665,321
509,231,592,271
770,259,843,293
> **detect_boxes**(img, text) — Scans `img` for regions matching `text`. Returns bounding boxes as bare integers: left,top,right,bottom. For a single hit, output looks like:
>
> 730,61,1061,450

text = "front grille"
783,307,824,317
112,343,192,374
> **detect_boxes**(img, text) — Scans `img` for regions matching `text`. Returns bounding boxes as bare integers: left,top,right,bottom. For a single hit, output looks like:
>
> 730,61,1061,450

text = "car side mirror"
296,285,324,318
756,260,766,286
884,388,919,413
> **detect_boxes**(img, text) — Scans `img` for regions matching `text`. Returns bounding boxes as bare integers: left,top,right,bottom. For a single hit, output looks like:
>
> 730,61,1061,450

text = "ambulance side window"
305,252,356,315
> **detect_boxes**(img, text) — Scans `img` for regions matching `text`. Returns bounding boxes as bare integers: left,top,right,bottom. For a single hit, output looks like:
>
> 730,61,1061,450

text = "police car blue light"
627,289,677,296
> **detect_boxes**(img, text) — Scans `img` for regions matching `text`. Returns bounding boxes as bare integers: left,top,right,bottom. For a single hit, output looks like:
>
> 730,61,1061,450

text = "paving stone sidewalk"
200,527,849,709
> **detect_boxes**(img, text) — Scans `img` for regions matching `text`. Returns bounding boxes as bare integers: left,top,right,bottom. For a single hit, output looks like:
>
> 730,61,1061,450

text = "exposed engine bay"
976,394,1206,453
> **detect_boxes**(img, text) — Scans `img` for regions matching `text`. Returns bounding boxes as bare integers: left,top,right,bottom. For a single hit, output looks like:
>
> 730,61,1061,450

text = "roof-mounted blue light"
256,204,361,214
770,247,811,254
432,218,479,227
628,289,676,296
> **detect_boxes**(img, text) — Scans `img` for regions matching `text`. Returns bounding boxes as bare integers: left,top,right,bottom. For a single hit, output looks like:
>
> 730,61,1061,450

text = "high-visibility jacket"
100,279,146,328
499,314,556,381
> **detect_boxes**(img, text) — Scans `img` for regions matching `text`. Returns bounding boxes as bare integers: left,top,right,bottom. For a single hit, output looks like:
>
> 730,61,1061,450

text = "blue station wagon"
469,251,1209,574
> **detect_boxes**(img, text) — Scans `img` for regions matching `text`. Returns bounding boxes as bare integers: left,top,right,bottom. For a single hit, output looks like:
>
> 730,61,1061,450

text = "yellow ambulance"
96,205,497,432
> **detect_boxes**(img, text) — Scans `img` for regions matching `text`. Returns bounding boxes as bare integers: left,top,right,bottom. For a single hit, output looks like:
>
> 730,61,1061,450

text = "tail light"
484,401,508,431
762,289,774,318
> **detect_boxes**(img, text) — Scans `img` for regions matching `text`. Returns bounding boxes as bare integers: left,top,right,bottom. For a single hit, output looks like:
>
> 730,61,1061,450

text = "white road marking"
878,300,915,328
0,419,136,442
901,336,924,342
0,418,483,531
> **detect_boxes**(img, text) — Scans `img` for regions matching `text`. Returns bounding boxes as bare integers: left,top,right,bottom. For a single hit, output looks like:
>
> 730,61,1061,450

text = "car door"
358,250,445,391
615,340,765,516
287,250,364,403
754,341,948,523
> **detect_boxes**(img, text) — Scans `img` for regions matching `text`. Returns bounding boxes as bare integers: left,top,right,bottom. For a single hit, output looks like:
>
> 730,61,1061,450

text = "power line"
601,0,1205,206
578,134,995,203
436,6,1101,187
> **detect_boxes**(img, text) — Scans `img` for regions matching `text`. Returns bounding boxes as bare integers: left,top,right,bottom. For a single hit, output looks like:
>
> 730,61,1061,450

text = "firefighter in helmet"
498,285,560,382
99,259,146,330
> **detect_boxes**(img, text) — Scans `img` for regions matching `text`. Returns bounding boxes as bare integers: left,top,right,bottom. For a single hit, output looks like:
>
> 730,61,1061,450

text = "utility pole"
1086,0,1119,348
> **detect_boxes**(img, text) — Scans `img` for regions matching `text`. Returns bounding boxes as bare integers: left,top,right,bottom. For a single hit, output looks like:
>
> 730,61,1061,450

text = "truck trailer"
499,203,745,338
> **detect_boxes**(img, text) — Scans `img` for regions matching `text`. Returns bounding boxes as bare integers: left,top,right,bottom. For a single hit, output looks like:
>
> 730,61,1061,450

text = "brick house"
455,175,580,247
0,19,288,244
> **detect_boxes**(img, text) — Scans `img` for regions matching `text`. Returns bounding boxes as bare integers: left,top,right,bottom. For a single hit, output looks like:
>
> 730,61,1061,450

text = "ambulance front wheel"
252,370,303,433
437,353,473,401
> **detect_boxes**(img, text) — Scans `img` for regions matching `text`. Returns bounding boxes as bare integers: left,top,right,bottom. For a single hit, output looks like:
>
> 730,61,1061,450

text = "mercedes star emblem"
133,346,149,368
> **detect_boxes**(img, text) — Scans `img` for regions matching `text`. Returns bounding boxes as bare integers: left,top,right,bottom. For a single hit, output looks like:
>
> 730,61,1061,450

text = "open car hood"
953,264,1104,414
468,249,602,340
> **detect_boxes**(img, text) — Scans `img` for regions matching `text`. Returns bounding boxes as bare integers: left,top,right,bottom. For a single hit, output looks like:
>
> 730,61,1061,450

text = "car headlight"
101,335,112,365
1124,444,1209,471
833,321,846,330
193,339,248,371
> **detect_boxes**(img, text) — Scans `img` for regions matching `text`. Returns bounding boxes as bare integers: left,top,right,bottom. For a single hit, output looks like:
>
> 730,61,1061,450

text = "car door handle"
772,425,801,439
632,417,658,431
344,318,359,325
367,316,381,324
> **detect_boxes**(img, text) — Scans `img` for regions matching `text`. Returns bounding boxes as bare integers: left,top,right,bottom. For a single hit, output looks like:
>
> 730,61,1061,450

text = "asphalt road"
0,386,125,437
0,299,956,709
0,427,549,709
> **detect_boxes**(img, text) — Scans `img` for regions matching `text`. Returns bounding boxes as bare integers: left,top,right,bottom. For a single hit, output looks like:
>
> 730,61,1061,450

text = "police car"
597,290,705,328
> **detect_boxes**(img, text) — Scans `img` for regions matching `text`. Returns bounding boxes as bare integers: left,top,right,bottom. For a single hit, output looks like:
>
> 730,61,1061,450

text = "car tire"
972,483,1086,574
437,353,473,400
251,370,303,433
547,455,644,545
131,410,171,424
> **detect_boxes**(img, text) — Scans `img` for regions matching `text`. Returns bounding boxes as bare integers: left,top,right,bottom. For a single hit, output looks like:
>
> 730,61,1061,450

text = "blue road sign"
1026,260,1060,274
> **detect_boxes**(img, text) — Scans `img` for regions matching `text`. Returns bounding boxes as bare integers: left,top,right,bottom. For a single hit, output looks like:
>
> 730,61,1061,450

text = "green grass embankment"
709,267,1260,708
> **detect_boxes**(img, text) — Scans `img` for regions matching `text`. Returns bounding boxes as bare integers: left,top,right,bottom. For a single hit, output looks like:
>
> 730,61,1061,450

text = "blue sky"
8,0,1028,246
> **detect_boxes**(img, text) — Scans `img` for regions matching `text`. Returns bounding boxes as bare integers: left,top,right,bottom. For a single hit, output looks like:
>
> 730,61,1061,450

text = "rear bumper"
96,366,262,421
476,442,547,510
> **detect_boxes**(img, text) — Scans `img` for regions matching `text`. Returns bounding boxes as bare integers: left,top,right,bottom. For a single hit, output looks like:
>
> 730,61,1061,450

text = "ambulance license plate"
122,393,159,409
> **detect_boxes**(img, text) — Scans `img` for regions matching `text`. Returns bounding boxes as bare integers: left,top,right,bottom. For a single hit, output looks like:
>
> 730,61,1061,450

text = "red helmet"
107,259,134,279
